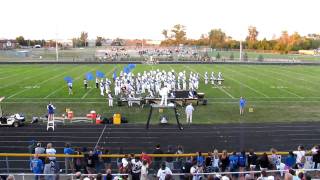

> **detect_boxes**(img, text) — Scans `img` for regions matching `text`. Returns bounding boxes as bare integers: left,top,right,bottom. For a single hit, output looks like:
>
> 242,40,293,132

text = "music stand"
146,104,183,130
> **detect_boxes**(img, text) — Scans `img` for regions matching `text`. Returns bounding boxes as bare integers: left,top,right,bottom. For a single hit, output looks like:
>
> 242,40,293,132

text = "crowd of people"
23,142,320,180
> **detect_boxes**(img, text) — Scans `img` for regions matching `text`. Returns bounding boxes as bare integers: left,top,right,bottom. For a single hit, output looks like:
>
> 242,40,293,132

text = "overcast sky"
0,0,319,40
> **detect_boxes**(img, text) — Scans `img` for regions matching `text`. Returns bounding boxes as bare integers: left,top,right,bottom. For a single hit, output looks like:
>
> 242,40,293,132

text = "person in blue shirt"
285,151,296,169
229,152,239,172
239,97,246,115
64,143,75,173
196,152,204,167
30,154,43,180
47,102,55,121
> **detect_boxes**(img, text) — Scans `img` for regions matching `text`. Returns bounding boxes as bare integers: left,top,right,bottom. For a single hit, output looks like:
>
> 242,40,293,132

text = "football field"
0,64,320,124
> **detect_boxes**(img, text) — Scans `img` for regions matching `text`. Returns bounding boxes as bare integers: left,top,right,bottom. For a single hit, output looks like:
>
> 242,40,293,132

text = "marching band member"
108,93,113,107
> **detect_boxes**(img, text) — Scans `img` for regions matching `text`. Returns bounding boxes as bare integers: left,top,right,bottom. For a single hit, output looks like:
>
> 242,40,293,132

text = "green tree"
80,32,88,47
208,29,226,49
96,36,104,46
246,26,259,49
16,36,27,46
171,24,187,45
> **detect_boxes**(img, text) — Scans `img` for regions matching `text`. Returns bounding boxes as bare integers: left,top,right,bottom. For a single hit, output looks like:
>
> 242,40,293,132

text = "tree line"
161,25,320,53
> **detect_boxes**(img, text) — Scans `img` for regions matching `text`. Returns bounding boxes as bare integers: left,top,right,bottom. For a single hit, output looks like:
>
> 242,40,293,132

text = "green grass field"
1,64,320,124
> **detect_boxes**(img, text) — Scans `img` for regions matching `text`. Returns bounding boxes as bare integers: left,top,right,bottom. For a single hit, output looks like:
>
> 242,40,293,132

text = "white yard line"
246,66,318,94
45,66,95,99
0,65,61,89
7,66,82,99
276,67,320,83
214,66,269,98
81,66,116,99
224,67,302,98
183,64,235,99
0,68,37,80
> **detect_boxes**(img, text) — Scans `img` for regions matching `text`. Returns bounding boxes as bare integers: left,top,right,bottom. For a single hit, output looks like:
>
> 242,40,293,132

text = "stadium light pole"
239,40,243,61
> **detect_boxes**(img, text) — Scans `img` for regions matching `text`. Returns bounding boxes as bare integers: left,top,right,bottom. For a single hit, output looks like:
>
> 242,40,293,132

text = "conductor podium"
146,104,183,130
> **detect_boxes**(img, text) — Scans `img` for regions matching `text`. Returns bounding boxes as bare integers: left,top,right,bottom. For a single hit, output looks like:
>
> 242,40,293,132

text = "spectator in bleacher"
258,153,270,170
247,149,258,170
165,146,174,170
30,154,43,180
311,145,320,169
74,148,84,172
175,145,184,170
119,154,129,180
269,148,279,170
293,145,306,168
190,162,203,180
153,144,164,171
157,162,172,180
84,150,97,174
220,150,230,172
105,168,113,180
94,146,104,173
238,151,247,176
257,170,268,180
43,157,55,180
64,143,75,174
140,160,149,180
45,143,56,161
196,152,204,167
228,151,239,178
96,173,102,180
5,175,15,180
34,143,45,163
141,151,152,166
103,149,112,171
211,149,220,172
285,151,296,169
205,151,213,172
131,155,142,180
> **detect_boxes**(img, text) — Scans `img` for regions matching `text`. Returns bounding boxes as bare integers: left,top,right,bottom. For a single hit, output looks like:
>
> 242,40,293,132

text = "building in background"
0,39,17,50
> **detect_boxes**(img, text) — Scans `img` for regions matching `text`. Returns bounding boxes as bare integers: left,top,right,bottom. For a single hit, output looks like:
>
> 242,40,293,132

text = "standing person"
47,102,55,121
140,160,149,180
185,103,194,124
30,154,43,180
67,81,73,95
95,78,99,89
239,97,246,115
83,78,88,89
64,143,75,174
157,162,172,180
293,145,306,169
153,144,163,171
34,143,45,164
107,93,113,107
131,156,142,180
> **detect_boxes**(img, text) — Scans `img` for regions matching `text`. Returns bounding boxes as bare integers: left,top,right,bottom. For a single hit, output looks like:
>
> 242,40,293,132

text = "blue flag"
123,66,130,74
86,72,94,81
96,71,105,78
128,64,136,69
64,76,73,83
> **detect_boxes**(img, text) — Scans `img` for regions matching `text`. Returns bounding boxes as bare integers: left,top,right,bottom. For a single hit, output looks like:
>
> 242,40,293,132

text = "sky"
0,0,319,40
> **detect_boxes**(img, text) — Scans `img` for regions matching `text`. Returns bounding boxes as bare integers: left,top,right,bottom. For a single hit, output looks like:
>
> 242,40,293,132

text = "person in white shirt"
190,163,203,180
131,157,142,180
185,103,194,124
46,143,56,161
67,82,73,95
293,145,306,168
157,163,172,180
107,93,113,107
140,160,148,180
160,85,169,106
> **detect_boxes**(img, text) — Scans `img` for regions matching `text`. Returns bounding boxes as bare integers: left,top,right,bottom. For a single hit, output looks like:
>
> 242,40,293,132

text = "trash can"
113,113,121,125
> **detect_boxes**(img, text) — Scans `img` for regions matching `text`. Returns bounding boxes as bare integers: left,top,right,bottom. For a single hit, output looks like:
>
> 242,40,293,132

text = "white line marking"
227,67,302,98
7,66,82,99
95,124,107,148
184,64,235,98
0,65,61,89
